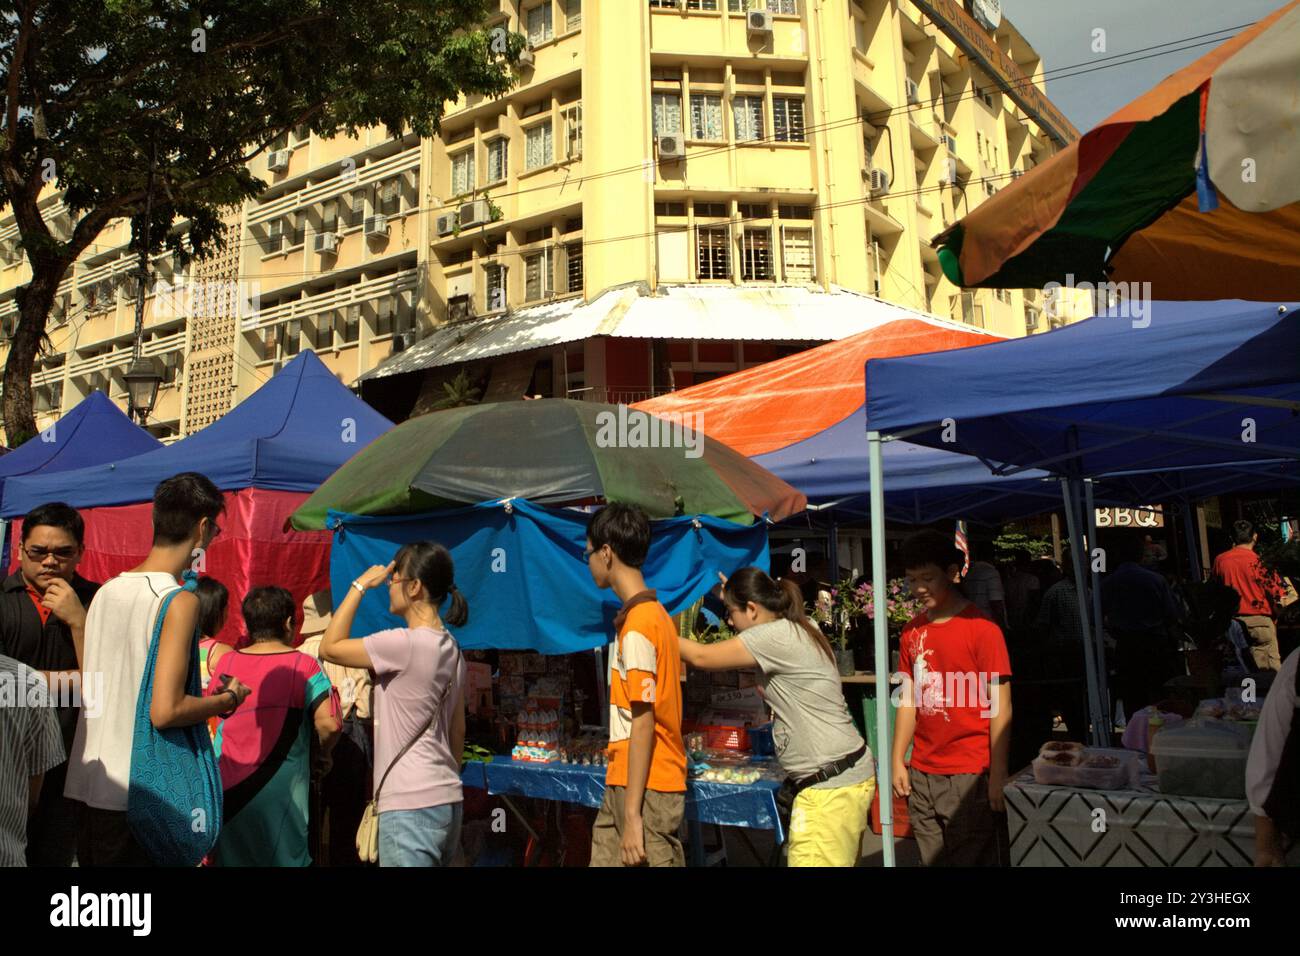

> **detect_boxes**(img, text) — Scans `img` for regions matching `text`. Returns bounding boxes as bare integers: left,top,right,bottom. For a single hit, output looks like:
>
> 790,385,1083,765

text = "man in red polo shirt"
1213,520,1283,672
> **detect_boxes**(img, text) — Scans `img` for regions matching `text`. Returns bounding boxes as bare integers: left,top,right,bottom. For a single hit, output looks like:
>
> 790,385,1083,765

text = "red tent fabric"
9,488,330,647
635,317,1001,456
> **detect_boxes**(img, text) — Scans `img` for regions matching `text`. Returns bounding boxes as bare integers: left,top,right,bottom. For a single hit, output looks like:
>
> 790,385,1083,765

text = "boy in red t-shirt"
891,530,1013,866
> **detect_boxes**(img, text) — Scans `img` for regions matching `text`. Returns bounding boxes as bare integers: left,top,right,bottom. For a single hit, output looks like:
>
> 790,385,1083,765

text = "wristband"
351,580,367,595
220,689,238,717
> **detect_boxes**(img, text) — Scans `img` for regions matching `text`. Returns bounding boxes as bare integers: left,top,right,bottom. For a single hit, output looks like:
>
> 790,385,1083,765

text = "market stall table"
462,756,783,866
1004,768,1300,867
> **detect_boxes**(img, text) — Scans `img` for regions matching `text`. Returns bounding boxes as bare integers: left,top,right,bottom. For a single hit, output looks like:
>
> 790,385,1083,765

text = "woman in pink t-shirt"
321,541,468,867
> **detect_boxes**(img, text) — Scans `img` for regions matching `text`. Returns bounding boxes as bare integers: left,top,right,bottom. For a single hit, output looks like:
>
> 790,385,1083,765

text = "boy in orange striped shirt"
585,503,687,867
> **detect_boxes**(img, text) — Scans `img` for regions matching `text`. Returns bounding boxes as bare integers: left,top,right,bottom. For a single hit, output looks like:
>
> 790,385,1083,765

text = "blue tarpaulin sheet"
463,757,783,842
327,498,769,654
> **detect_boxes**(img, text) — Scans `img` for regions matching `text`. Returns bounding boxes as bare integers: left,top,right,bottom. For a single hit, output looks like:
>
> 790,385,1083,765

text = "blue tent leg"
1061,479,1107,747
1083,480,1112,736
868,431,895,867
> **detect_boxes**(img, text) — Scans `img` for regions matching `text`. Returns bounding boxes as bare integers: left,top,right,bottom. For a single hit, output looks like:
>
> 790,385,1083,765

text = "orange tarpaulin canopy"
634,317,1000,458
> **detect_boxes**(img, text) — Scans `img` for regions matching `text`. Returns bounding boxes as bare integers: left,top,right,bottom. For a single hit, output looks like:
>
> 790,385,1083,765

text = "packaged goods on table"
556,728,609,767
1032,744,1141,790
1150,717,1250,800
512,701,561,763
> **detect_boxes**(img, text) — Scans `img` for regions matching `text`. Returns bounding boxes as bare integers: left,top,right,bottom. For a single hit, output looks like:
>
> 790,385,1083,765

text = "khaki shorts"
907,769,999,867
1238,616,1280,671
589,786,685,867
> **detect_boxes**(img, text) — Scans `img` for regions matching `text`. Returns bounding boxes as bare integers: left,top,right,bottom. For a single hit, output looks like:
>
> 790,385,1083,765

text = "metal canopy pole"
1061,479,1107,747
1083,479,1112,739
868,431,895,867
1182,500,1203,581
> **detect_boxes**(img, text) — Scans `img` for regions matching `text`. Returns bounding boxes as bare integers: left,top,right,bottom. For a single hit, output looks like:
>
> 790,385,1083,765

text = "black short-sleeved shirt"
0,570,101,749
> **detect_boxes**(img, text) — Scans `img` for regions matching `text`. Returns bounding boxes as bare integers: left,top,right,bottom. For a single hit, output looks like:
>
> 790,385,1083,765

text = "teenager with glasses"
321,541,468,866
0,502,100,864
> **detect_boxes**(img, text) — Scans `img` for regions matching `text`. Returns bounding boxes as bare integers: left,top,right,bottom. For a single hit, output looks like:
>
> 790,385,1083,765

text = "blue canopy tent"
1,351,394,646
326,499,769,654
861,300,1300,861
0,391,162,563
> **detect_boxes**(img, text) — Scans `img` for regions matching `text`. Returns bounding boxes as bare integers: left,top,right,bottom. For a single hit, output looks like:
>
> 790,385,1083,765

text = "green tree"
430,368,480,410
0,1,523,444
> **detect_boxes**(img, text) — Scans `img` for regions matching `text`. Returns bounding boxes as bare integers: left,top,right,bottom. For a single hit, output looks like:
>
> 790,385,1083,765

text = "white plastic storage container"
1150,718,1250,800
1032,747,1141,790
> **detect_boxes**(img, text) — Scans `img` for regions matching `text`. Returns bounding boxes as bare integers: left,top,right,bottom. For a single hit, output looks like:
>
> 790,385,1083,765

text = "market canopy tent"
635,314,1062,522
860,300,1300,860
291,398,806,530
0,390,161,513
864,301,1300,476
327,500,769,654
4,351,394,645
933,1,1300,300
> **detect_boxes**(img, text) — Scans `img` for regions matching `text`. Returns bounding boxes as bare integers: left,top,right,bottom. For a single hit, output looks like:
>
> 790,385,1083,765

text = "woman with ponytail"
678,567,874,866
322,541,468,866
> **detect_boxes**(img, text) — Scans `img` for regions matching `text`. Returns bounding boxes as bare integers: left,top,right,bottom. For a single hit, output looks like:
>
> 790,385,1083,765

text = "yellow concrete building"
1,0,1089,440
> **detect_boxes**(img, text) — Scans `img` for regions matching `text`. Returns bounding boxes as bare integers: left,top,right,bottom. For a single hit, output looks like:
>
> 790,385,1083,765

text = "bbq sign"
1095,506,1164,529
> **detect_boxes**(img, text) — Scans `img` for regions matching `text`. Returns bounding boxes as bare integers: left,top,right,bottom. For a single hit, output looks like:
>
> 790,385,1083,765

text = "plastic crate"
684,722,750,752
870,779,912,837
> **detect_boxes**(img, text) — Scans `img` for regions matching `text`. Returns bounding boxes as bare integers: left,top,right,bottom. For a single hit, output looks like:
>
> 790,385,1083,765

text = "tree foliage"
0,1,523,443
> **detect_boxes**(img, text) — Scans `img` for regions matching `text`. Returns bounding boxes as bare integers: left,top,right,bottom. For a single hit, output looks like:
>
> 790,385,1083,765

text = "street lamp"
124,358,162,426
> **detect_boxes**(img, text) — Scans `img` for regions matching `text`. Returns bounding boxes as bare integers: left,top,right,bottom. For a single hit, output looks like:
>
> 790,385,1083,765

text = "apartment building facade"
1,0,1087,439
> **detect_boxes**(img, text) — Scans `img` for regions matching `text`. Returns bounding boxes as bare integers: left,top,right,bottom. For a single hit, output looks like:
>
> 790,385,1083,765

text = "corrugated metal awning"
356,284,961,384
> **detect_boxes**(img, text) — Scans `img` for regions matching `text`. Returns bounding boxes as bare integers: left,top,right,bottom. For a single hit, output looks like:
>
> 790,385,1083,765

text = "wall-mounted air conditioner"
747,10,773,36
365,215,390,238
458,199,492,228
313,232,339,254
267,150,291,172
905,78,921,105
434,212,456,237
868,168,890,195
657,133,686,160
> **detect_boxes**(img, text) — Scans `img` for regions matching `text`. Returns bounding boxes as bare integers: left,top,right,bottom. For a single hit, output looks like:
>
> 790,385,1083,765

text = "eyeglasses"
24,546,78,562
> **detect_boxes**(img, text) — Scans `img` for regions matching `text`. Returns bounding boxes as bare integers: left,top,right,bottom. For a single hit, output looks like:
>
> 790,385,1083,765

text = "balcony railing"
567,386,676,405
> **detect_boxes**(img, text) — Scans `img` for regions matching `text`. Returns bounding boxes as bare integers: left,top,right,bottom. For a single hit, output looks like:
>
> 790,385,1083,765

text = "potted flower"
854,578,927,672
810,584,858,676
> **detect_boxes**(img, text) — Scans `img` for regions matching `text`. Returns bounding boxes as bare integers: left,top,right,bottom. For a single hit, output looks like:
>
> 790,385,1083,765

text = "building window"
485,263,507,312
344,188,366,228
1025,307,1040,332
565,242,583,293
314,316,334,349
343,305,360,343
448,295,472,322
697,226,731,280
689,94,724,141
652,93,682,137
687,0,719,10
525,122,553,170
734,95,764,142
451,149,476,196
526,3,553,45
953,291,984,328
740,227,773,281
486,138,509,183
650,0,678,7
561,103,583,160
779,203,813,219
282,320,302,357
781,226,814,281
378,179,401,217
525,249,553,301
773,97,805,142
566,0,582,30
375,297,395,337
765,0,799,13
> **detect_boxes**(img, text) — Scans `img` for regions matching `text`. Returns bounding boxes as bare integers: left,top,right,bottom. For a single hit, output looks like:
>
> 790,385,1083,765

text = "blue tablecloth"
463,756,784,844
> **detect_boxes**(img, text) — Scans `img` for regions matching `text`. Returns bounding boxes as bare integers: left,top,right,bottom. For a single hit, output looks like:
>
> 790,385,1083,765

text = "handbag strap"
373,637,462,804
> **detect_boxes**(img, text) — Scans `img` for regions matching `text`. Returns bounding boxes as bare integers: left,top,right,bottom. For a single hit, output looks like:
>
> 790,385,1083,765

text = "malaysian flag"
955,520,970,577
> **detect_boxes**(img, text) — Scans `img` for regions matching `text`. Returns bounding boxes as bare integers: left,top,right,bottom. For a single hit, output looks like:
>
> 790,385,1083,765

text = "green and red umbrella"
935,1,1300,300
289,399,807,530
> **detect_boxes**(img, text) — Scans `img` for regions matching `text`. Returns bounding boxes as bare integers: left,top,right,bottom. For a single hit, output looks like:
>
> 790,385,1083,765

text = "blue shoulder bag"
127,573,224,866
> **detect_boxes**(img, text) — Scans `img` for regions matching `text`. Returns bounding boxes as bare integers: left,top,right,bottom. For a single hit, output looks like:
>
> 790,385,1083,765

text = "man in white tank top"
63,473,251,866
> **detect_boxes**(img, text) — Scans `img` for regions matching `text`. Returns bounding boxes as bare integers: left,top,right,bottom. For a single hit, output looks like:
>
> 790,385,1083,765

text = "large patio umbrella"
290,398,806,530
934,0,1300,299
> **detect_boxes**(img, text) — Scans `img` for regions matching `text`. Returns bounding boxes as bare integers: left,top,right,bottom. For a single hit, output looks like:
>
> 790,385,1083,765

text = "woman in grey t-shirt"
678,568,875,866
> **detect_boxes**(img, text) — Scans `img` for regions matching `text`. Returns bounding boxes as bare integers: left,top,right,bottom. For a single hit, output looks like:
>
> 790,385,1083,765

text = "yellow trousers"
787,777,875,867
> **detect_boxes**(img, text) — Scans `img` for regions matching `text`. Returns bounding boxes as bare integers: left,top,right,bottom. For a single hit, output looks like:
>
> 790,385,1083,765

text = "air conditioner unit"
747,10,773,35
518,47,535,69
267,149,291,172
905,78,921,105
365,214,390,238
458,199,491,228
941,157,959,184
868,168,890,195
434,212,456,237
656,133,686,160
313,232,339,254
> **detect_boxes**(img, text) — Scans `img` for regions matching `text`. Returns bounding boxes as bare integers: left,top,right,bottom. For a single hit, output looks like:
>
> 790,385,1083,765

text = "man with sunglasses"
0,502,100,865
